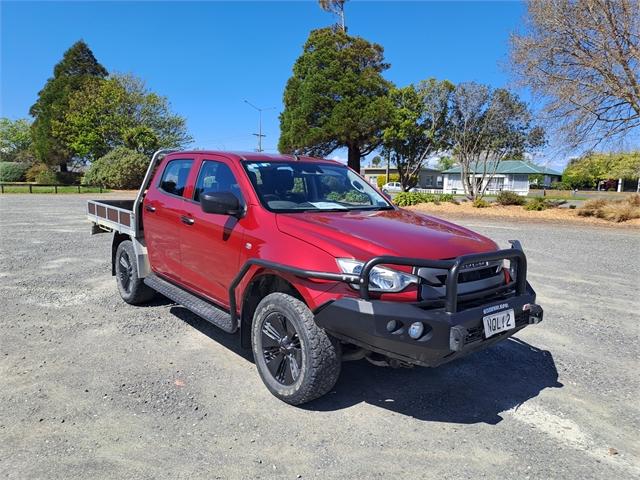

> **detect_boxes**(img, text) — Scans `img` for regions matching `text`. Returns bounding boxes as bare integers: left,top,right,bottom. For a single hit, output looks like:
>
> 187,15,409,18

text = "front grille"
460,266,501,283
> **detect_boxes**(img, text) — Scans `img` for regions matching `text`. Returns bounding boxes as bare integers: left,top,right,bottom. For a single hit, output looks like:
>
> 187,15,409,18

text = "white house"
442,160,562,196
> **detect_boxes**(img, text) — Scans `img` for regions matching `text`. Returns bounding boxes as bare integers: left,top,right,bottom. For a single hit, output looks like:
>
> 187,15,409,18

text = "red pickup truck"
88,149,543,405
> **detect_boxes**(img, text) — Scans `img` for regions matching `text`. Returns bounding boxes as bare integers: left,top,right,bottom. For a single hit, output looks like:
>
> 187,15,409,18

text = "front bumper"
314,283,543,367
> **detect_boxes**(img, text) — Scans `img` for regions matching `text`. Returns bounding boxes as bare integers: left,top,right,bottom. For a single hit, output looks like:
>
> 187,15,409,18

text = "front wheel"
115,240,155,305
251,293,341,405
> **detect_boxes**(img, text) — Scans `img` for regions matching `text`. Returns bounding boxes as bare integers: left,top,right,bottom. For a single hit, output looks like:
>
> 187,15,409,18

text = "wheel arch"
240,272,306,349
111,233,151,278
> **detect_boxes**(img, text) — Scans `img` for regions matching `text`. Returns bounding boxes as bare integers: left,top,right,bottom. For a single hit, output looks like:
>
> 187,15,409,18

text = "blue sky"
3,1,559,166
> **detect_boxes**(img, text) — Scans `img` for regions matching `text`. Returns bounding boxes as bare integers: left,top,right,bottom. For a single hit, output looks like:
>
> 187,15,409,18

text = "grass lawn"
1,185,108,194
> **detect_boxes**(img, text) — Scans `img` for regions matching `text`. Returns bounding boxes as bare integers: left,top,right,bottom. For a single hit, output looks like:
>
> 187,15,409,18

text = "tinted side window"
193,161,242,202
159,159,193,197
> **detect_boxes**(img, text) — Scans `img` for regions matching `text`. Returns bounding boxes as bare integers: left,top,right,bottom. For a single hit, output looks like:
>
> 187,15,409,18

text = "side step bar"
144,274,237,333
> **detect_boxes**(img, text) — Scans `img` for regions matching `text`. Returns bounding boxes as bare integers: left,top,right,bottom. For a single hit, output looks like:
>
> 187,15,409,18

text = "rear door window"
158,159,193,197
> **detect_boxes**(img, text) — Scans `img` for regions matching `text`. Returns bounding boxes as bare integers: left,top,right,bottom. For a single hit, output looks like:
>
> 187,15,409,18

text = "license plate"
482,309,515,338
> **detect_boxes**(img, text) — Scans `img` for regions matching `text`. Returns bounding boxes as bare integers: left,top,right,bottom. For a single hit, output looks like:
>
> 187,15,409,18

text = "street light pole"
244,100,275,152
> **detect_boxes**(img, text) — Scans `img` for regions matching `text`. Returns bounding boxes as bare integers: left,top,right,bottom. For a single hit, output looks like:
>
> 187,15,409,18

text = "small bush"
26,163,50,182
36,168,57,184
578,195,640,222
472,198,490,208
569,205,576,209
524,197,551,211
0,162,28,182
551,182,572,190
84,147,149,189
393,192,455,207
496,191,526,206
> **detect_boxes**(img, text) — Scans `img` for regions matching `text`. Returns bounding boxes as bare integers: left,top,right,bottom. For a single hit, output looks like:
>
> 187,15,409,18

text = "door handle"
145,205,156,213
180,215,195,226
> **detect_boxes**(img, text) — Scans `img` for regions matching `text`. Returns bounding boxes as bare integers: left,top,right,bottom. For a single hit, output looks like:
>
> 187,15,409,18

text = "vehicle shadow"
169,306,254,362
170,306,561,425
306,337,562,425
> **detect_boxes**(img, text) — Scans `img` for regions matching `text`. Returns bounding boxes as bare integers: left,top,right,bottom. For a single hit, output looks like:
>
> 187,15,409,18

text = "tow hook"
523,303,544,324
449,325,469,352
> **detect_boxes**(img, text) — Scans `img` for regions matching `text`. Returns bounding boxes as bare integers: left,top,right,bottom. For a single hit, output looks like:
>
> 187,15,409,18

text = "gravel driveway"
1,194,638,479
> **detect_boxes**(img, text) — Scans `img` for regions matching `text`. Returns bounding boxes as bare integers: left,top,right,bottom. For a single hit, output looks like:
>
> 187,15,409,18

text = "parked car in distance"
87,150,543,405
382,181,417,193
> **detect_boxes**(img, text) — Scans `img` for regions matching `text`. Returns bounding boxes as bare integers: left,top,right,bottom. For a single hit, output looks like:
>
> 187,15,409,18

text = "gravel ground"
1,194,638,480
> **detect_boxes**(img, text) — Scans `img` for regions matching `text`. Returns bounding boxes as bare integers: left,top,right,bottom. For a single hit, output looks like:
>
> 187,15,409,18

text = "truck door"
179,157,246,307
143,157,195,282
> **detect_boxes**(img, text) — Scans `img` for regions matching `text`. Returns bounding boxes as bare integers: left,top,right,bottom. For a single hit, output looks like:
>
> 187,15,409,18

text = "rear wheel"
251,292,341,405
115,240,155,305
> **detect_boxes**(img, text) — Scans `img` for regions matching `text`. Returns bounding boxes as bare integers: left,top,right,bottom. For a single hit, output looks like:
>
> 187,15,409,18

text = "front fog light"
408,322,425,339
386,320,398,332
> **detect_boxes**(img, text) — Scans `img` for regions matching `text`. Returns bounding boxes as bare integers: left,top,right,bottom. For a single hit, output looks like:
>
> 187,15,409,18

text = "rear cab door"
143,155,197,282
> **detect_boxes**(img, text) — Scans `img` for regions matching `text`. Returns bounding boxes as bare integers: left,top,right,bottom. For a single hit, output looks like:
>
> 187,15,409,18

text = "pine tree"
29,40,107,170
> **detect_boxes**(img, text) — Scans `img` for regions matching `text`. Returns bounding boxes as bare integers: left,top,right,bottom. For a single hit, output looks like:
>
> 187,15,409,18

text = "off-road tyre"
115,240,155,305
251,292,341,405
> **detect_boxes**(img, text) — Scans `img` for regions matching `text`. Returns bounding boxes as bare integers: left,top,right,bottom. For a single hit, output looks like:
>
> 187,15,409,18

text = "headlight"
336,258,418,292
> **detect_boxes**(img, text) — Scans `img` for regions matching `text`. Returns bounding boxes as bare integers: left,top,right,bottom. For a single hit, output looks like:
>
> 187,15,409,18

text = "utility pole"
244,100,275,152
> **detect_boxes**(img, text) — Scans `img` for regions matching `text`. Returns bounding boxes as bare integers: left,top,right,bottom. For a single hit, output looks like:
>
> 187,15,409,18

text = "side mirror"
200,192,242,217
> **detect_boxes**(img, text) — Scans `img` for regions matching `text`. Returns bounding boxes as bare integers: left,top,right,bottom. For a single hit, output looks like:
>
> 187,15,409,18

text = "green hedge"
84,147,149,189
393,192,454,207
0,162,28,182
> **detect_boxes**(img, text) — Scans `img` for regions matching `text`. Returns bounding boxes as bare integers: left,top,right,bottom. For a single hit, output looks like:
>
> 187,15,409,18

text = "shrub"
26,163,50,182
472,198,490,208
84,147,149,189
35,168,57,184
578,195,640,222
524,197,551,211
551,182,572,190
496,191,526,206
0,162,27,182
569,204,576,209
392,192,455,207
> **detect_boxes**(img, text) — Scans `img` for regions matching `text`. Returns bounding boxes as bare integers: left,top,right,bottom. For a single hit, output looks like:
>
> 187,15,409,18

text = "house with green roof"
442,160,562,196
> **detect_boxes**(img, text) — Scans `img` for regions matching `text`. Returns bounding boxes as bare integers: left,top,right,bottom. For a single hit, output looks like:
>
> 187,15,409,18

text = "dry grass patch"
578,195,640,222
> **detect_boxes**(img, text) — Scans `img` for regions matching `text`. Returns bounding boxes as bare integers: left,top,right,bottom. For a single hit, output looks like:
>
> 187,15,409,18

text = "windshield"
243,161,393,212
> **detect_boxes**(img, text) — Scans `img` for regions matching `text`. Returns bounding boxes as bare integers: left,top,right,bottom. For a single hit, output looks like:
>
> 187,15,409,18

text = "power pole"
244,100,274,152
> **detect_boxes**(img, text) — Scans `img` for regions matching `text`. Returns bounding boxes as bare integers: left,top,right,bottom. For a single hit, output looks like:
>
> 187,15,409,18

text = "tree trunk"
59,162,68,173
347,143,361,172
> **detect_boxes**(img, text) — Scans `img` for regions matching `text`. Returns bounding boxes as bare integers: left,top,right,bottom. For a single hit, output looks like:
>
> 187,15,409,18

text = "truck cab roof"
167,151,342,165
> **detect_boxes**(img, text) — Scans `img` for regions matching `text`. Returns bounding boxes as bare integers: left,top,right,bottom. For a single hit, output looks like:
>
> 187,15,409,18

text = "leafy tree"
382,79,453,191
563,152,640,189
0,118,33,163
370,155,382,167
279,27,393,172
510,0,640,147
318,0,348,32
449,82,545,199
436,155,455,171
29,40,108,170
54,74,192,161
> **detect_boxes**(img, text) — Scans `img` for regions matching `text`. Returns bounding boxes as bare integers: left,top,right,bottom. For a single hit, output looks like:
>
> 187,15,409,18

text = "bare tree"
510,0,640,148
449,83,545,199
319,0,347,32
